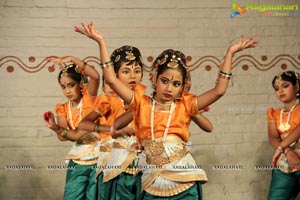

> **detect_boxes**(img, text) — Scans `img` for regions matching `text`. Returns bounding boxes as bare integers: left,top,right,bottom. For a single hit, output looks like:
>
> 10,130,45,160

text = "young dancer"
81,22,256,199
266,71,300,200
76,20,146,200
44,56,101,200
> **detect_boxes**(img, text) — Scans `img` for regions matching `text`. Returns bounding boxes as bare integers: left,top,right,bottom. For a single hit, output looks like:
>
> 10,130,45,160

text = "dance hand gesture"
47,56,73,69
112,126,135,139
75,22,103,43
43,111,58,131
285,150,300,170
228,35,258,54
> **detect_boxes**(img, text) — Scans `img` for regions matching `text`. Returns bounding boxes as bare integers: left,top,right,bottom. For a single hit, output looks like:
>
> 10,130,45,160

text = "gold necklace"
278,99,299,132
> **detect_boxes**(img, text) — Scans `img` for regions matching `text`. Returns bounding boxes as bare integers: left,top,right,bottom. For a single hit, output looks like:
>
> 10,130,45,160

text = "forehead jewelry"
276,73,282,82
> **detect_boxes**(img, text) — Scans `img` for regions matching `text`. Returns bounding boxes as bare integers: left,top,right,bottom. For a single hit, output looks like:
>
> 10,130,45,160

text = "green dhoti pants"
268,168,300,200
104,172,142,200
64,160,97,200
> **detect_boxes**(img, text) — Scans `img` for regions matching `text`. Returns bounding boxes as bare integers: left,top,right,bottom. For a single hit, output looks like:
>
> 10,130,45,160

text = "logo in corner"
230,2,246,18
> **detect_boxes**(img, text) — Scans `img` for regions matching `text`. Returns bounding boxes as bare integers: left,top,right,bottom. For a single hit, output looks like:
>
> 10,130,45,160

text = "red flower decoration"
43,111,51,121
204,106,210,112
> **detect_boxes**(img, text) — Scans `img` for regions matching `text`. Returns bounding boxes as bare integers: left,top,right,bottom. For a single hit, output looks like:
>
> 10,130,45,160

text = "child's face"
274,79,298,103
155,68,183,102
117,61,142,89
59,76,82,102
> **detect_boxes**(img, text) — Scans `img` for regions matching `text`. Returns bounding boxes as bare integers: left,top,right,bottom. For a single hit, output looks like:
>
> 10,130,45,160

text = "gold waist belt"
144,140,188,167
99,145,112,152
76,135,98,145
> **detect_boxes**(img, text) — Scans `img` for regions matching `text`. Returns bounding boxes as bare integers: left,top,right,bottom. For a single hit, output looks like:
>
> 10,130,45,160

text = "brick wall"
0,0,299,199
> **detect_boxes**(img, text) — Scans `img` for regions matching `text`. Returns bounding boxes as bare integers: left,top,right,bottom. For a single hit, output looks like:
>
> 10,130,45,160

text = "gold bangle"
277,146,283,153
61,129,68,138
284,148,291,155
94,123,101,133
110,126,117,136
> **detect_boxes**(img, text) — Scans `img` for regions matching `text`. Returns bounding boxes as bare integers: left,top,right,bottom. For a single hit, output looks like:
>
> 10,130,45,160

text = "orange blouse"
131,85,198,143
55,86,96,129
267,105,300,137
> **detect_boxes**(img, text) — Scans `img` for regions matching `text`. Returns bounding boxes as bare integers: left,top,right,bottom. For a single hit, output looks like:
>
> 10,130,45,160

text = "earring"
297,93,299,97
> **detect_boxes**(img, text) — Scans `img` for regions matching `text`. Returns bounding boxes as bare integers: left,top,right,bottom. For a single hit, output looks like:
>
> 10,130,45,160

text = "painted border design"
0,54,299,73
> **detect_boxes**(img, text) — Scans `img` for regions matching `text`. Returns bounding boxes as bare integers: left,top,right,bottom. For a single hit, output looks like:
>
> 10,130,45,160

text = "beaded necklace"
150,99,176,141
278,99,299,132
68,99,82,130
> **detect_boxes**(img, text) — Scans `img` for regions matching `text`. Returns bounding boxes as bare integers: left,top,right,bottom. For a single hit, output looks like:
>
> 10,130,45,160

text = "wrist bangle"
218,73,231,80
61,129,69,138
284,148,291,155
100,60,113,68
110,126,114,136
220,70,232,76
94,122,101,133
110,126,117,136
277,146,283,153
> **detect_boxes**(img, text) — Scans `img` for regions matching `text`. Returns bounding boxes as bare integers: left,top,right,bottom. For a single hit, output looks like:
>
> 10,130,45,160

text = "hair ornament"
115,55,121,63
156,54,168,66
60,64,78,78
167,54,180,68
295,72,300,82
125,51,136,61
276,73,282,81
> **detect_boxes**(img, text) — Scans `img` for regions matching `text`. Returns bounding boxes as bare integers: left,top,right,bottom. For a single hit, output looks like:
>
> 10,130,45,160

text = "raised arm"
75,22,133,104
48,56,100,96
196,35,257,110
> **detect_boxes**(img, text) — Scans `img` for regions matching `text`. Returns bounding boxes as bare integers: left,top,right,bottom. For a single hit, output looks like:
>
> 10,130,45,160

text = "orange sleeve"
82,85,97,106
55,103,67,116
267,108,275,122
93,95,112,117
182,92,198,116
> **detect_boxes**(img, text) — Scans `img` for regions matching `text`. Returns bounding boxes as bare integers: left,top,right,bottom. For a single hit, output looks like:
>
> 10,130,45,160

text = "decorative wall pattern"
0,54,299,73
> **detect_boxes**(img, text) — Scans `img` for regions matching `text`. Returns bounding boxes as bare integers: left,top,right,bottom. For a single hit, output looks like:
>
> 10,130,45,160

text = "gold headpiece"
60,64,79,77
276,73,282,81
125,51,136,61
112,46,139,63
156,54,168,66
167,54,182,68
